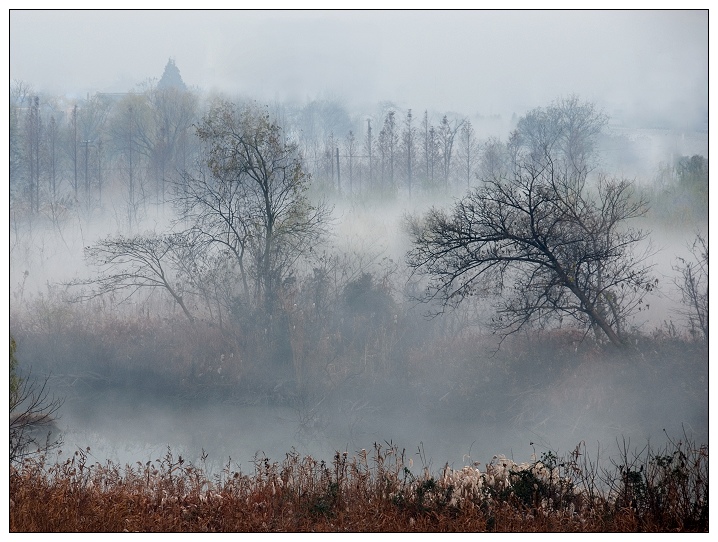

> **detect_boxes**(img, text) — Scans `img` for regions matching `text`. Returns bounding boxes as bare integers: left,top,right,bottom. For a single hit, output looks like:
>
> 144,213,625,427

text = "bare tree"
378,110,399,193
456,118,480,190
10,336,63,466
25,96,42,214
179,100,331,315
479,136,510,182
407,169,653,347
437,115,462,190
70,233,198,322
401,109,417,196
108,94,155,230
10,82,31,204
174,161,255,301
420,111,440,191
364,118,374,191
515,94,607,179
76,93,112,211
407,100,654,348
674,233,708,342
345,130,356,195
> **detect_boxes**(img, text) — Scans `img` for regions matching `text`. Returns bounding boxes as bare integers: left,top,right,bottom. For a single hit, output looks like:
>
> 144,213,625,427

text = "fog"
8,10,708,477
10,10,707,128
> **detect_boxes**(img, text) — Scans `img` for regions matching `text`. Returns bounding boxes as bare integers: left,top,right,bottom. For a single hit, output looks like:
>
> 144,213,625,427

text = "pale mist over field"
8,10,708,474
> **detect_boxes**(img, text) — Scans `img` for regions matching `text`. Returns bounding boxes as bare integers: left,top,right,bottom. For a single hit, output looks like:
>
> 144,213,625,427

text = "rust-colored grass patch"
11,436,707,532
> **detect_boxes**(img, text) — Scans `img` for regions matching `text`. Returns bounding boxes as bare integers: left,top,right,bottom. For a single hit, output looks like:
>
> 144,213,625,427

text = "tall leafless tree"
407,99,653,348
402,109,417,197
25,96,42,213
456,118,480,190
178,100,331,315
364,118,374,191
345,130,356,195
378,110,399,193
71,232,198,322
479,136,510,182
437,115,462,190
674,233,708,342
10,336,63,466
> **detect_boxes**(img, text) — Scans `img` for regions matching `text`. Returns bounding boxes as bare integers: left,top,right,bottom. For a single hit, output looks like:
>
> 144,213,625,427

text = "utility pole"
72,104,78,201
336,147,341,195
33,96,40,214
80,139,92,210
97,139,103,207
366,119,373,190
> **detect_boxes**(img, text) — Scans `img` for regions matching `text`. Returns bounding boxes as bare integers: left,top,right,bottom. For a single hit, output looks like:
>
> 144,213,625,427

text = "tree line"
10,79,708,356
10,78,503,229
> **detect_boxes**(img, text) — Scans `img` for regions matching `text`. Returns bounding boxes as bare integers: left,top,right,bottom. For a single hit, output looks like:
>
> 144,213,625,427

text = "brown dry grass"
11,436,707,533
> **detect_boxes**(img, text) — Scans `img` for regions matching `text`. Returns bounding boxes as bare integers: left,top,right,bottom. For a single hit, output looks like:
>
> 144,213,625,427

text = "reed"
11,435,707,532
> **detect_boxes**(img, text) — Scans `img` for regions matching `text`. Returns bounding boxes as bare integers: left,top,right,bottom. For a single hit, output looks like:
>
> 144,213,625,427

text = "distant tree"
401,109,417,196
294,98,352,183
323,132,338,191
676,155,707,186
437,115,462,190
674,233,708,342
75,94,112,210
108,94,154,230
25,96,42,213
146,85,199,203
69,104,79,201
10,82,32,204
456,119,480,189
378,110,399,192
45,115,60,204
676,155,708,206
478,136,509,182
345,130,357,195
650,154,708,225
514,94,607,178
364,118,374,192
420,111,440,190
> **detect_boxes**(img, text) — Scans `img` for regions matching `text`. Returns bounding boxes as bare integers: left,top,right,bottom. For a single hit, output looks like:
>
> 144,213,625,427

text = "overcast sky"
9,9,708,127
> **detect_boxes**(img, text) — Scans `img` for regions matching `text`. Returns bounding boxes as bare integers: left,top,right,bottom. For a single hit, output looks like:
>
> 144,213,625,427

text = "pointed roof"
157,58,187,91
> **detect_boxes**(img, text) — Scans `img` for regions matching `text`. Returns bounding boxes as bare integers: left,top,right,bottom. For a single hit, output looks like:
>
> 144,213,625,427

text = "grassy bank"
11,435,707,532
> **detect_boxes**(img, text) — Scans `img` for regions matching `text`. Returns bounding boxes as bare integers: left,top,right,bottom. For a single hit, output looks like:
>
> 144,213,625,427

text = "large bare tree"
71,232,198,322
178,100,331,315
674,233,708,342
407,164,653,347
10,336,63,466
407,99,654,348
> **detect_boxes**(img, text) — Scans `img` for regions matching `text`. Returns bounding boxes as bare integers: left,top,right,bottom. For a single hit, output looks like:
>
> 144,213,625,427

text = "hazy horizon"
9,9,708,128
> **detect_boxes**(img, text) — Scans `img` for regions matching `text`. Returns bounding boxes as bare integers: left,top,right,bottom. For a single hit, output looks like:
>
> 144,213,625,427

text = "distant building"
157,58,187,91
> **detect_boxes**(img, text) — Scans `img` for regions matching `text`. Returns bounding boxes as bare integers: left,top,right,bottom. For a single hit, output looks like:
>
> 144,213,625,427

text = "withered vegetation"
11,434,707,532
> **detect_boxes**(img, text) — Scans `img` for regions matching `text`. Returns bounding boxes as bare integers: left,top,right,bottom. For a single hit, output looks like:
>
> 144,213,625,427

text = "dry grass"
11,436,707,532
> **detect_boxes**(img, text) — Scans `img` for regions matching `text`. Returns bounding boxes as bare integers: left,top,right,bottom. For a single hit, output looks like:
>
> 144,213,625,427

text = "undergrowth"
10,434,707,532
